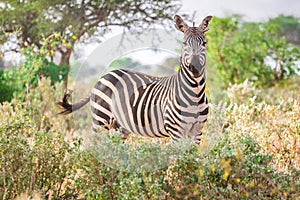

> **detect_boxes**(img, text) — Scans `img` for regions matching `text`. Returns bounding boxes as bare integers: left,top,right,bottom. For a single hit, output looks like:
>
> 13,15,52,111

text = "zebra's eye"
203,41,207,46
183,42,187,45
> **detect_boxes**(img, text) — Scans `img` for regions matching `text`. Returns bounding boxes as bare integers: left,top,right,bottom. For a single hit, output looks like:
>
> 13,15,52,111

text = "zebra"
57,15,212,144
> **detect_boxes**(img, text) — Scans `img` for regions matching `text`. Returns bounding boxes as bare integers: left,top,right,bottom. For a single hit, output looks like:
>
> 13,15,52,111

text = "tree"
269,15,300,46
206,16,300,87
109,57,140,70
0,0,181,88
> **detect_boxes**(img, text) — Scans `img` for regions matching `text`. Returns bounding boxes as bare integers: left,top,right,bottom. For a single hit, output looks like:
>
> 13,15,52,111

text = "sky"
181,0,300,22
3,0,300,68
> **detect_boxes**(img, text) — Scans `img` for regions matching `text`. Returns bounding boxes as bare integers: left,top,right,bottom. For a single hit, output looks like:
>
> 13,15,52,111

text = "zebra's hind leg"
91,116,116,133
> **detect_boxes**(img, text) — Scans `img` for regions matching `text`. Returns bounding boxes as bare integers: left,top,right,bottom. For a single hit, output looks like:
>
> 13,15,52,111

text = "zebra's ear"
199,16,213,32
174,15,188,33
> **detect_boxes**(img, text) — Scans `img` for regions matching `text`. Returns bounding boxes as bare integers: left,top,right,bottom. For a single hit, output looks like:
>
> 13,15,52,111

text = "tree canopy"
268,15,300,46
206,16,300,87
0,0,181,87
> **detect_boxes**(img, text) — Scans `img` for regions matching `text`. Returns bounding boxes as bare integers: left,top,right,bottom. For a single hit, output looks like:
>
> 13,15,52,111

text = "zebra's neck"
174,66,206,105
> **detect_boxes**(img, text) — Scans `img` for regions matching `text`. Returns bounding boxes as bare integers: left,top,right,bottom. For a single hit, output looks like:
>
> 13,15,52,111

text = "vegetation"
0,9,300,199
0,0,181,87
109,57,140,70
269,15,300,46
0,77,299,199
207,16,300,87
0,42,68,103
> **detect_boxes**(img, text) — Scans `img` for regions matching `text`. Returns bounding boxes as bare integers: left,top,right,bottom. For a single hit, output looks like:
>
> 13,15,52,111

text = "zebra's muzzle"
189,56,204,77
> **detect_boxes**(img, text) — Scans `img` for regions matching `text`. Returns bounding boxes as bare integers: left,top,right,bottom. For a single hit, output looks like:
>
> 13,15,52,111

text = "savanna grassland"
1,74,299,199
0,6,300,199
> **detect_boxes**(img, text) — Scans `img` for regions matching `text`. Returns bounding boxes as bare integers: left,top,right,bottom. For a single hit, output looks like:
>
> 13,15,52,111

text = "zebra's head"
174,15,212,78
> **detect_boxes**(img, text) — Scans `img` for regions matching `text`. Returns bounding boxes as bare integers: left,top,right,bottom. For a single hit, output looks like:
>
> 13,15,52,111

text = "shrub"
0,130,83,199
168,133,299,199
23,49,69,85
0,69,15,102
226,79,300,172
0,72,299,199
0,42,68,103
207,16,300,87
1,81,299,199
0,102,82,199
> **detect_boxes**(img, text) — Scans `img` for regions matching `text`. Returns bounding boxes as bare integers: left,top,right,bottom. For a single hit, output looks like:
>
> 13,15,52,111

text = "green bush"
168,134,299,199
0,129,83,199
226,82,300,173
0,69,15,103
0,48,68,103
0,79,80,199
1,121,298,199
23,49,69,85
207,16,300,87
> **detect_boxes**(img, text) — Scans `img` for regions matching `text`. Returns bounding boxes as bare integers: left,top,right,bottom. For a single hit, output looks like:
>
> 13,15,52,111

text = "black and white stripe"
57,15,212,143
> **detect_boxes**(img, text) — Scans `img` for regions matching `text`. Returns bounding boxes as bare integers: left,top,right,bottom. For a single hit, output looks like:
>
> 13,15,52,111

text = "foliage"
109,57,140,70
169,134,299,199
207,16,300,87
1,13,300,199
0,49,68,103
0,0,180,48
0,125,83,199
0,77,299,199
268,15,300,46
0,78,77,199
0,69,14,102
0,0,181,87
226,79,300,172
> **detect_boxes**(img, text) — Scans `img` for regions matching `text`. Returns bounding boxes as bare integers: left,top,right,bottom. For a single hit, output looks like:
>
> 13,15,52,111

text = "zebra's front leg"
165,125,182,142
194,132,203,145
119,127,131,141
170,131,203,144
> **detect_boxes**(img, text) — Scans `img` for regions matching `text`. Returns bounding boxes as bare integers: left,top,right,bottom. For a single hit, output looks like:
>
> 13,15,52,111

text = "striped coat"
57,15,212,143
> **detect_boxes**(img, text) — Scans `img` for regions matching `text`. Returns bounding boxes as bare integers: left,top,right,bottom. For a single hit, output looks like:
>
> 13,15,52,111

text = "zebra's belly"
112,101,170,138
112,98,208,138
108,86,168,137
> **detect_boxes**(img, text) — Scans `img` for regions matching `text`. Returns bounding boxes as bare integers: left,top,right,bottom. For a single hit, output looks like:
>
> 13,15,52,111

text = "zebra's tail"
56,90,90,115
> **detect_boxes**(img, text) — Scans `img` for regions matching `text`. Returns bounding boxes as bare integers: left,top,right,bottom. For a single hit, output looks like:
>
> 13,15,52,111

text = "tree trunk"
60,49,72,89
